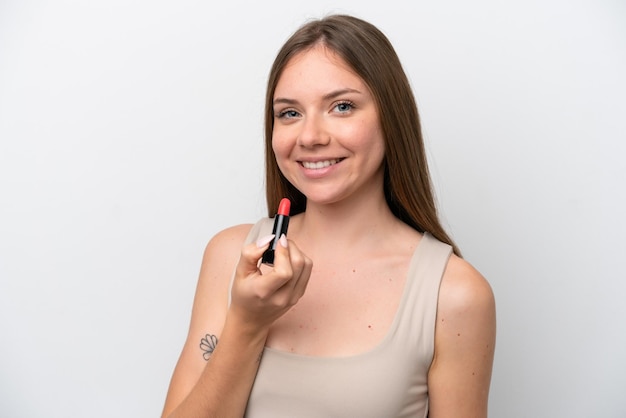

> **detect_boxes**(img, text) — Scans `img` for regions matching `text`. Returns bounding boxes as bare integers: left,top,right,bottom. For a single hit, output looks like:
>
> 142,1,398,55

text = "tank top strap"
244,217,275,245
392,232,453,368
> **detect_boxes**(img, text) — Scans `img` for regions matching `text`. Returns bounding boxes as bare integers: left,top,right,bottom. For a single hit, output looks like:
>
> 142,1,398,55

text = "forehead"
274,44,367,96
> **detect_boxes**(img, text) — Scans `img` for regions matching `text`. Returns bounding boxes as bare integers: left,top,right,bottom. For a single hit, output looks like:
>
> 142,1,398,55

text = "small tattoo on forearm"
200,334,218,361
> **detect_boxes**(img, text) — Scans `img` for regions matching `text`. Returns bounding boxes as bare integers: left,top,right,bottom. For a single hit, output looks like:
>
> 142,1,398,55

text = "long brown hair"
264,14,460,255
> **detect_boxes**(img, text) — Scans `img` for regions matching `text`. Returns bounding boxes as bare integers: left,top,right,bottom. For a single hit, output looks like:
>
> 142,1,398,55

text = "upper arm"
428,255,496,418
161,223,253,416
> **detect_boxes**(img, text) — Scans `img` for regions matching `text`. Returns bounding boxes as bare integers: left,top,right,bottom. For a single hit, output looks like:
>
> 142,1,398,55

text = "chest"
266,256,410,357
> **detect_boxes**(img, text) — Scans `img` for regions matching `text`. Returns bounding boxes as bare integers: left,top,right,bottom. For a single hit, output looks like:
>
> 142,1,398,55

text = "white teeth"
301,159,341,169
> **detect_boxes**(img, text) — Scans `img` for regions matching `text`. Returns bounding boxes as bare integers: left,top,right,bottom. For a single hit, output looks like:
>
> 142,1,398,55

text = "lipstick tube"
261,198,291,265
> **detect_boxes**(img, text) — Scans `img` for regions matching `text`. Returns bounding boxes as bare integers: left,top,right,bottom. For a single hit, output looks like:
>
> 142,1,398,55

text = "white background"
1,1,625,417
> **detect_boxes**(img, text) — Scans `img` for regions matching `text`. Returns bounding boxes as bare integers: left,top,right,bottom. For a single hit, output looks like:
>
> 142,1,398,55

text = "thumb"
236,234,275,276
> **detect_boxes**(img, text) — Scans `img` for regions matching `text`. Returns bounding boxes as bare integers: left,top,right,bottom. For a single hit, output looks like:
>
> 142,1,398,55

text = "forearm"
163,227,311,417
165,315,268,418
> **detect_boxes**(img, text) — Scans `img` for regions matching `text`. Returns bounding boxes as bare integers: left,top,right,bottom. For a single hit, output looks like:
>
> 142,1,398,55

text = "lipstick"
261,198,291,265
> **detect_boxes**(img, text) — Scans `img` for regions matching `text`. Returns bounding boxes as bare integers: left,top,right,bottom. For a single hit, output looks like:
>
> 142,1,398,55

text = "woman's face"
272,44,385,206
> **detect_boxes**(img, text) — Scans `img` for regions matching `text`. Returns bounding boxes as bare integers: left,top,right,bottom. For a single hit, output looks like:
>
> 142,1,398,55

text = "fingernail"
256,234,275,248
279,234,288,248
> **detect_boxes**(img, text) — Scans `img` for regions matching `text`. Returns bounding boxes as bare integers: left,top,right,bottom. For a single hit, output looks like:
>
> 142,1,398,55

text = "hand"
229,234,313,331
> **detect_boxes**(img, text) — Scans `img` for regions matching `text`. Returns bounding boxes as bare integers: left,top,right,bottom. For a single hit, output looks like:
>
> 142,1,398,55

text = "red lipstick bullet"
262,198,291,265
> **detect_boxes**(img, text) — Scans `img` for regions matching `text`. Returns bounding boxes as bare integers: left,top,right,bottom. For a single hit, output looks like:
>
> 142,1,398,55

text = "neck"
291,190,402,252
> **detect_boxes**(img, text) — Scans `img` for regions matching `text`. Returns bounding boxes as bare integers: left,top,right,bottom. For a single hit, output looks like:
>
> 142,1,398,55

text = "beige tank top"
241,218,452,418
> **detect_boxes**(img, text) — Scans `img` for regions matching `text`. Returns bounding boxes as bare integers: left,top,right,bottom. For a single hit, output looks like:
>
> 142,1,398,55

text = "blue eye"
277,109,300,119
334,101,354,113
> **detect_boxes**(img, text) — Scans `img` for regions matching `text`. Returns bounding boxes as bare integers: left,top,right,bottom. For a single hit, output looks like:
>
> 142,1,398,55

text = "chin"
299,191,342,206
301,189,358,207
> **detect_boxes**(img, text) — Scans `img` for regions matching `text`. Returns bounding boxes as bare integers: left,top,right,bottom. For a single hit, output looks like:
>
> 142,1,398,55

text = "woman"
162,14,495,418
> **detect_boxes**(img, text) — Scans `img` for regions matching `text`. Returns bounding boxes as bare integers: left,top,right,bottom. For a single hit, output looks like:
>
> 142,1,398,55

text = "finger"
290,253,313,302
284,239,309,288
268,234,294,287
273,238,310,295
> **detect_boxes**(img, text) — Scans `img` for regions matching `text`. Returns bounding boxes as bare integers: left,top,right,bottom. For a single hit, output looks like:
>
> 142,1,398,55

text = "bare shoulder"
428,254,496,417
194,223,255,315
178,222,256,355
204,223,255,257
438,254,495,317
180,223,255,338
435,254,496,350
201,223,255,272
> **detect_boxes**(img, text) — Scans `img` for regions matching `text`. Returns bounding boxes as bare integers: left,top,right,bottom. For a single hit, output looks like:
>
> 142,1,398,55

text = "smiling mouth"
300,159,343,169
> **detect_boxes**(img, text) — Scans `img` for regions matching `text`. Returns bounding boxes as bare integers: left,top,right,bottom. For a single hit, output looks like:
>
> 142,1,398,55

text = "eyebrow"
273,88,363,106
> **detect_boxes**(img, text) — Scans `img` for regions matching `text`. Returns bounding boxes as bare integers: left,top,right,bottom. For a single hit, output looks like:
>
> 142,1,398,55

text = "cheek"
271,132,287,159
272,121,301,157
347,120,385,154
271,131,293,176
367,117,386,154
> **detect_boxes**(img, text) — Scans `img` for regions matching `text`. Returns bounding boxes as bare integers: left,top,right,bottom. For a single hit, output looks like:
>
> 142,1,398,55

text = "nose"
296,114,330,148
